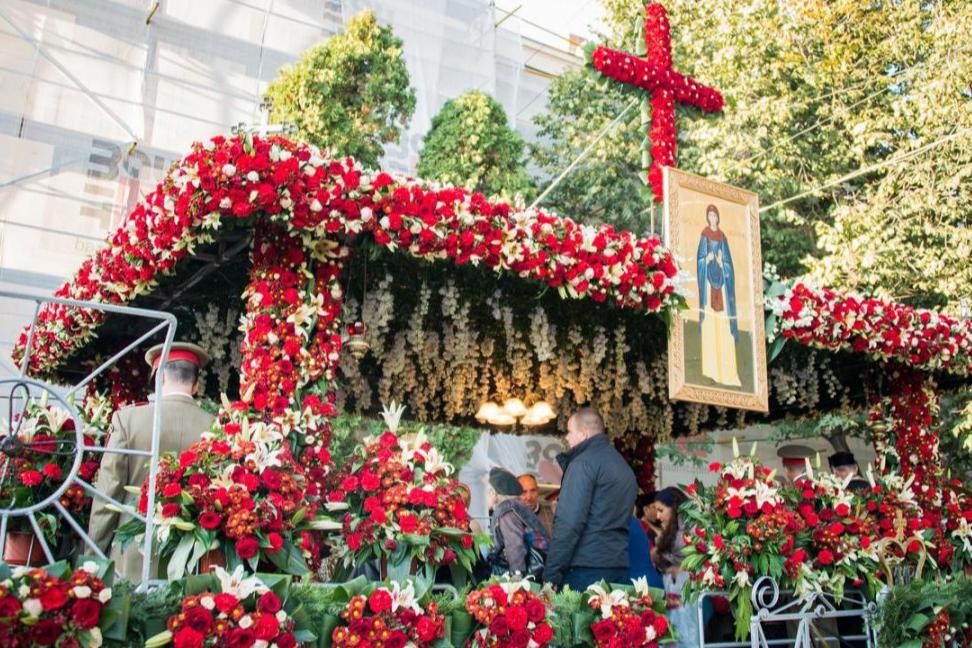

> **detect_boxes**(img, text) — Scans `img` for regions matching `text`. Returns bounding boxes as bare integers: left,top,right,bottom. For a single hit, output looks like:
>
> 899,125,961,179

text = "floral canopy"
11,134,972,498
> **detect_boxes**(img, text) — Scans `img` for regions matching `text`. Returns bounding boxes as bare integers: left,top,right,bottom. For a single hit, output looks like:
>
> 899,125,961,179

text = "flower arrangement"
465,576,554,648
586,578,675,647
116,402,325,579
681,445,806,639
329,404,483,582
331,581,445,647
148,566,313,648
0,559,121,648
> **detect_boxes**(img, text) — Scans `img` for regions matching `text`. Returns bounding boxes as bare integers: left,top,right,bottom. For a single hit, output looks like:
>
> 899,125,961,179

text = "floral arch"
11,133,972,573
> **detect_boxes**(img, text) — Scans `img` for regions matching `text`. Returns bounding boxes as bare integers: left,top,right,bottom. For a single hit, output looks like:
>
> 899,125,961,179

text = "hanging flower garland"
769,282,972,377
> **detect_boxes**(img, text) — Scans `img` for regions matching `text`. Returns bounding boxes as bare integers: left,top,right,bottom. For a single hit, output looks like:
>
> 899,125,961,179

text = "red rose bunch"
162,567,300,648
586,580,674,648
331,583,445,648
119,407,319,578
330,408,481,580
465,578,553,647
0,561,113,648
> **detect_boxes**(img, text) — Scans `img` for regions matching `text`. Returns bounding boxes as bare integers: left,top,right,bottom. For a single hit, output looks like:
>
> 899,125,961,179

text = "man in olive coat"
87,342,214,583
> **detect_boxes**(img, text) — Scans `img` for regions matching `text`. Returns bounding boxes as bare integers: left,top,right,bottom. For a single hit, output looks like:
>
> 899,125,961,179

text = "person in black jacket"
542,407,637,591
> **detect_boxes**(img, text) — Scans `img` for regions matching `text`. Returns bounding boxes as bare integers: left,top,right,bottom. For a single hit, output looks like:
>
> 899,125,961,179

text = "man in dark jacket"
543,408,637,591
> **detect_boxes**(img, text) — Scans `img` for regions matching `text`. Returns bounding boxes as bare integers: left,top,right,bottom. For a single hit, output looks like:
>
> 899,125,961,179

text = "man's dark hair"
163,359,198,386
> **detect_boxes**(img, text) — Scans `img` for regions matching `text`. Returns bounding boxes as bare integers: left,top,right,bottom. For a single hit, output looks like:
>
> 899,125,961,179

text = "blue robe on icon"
696,227,738,340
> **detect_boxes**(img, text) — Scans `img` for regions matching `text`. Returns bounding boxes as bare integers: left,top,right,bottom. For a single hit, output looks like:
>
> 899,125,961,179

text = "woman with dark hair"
696,204,741,387
653,487,706,648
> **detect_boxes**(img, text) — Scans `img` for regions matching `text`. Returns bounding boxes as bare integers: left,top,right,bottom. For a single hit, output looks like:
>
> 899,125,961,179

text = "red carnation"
505,605,529,631
184,606,214,633
214,593,239,614
69,598,103,629
226,627,257,648
236,535,259,559
161,502,181,518
39,585,68,611
32,618,63,645
524,598,545,623
416,616,440,642
163,483,182,498
277,632,298,648
489,615,510,636
818,549,834,565
21,470,43,487
399,514,419,534
266,532,284,553
199,512,222,530
42,463,62,480
534,622,553,644
261,470,282,491
369,588,393,614
347,532,362,551
591,619,615,643
179,450,198,468
0,595,21,616
254,614,280,641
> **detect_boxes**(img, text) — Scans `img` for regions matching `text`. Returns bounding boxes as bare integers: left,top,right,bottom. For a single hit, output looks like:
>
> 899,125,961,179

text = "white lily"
631,576,651,598
418,446,454,476
587,584,629,619
214,565,268,599
388,581,422,614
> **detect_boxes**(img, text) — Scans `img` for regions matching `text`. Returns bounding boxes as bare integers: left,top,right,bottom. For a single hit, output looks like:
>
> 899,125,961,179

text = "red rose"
69,598,102,629
341,476,359,492
261,470,282,491
398,514,419,534
236,535,259,559
32,618,63,645
266,532,284,553
505,605,528,631
184,606,214,633
416,616,441,642
347,532,362,551
360,470,380,491
276,633,297,648
21,470,43,487
0,595,21,616
835,503,850,517
461,534,474,549
907,539,923,553
818,549,834,566
199,512,222,530
257,592,281,613
40,585,68,611
591,619,615,643
173,628,205,648
179,451,198,468
488,615,510,636
226,627,256,648
214,593,239,614
533,622,553,644
510,629,531,647
524,598,545,623
163,483,182,498
708,462,722,472
385,632,407,648
369,588,393,614
254,614,280,641
42,463,62,480
162,503,181,517
652,615,669,636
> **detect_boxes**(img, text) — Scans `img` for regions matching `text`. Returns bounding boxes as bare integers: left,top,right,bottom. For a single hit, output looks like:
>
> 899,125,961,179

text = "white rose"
280,197,293,210
98,588,113,604
89,626,104,647
239,615,254,629
361,206,373,222
247,170,260,183
73,585,93,599
201,595,215,610
18,585,30,598
23,598,43,617
276,610,288,623
222,164,236,176
82,561,99,574
220,197,232,209
310,199,323,212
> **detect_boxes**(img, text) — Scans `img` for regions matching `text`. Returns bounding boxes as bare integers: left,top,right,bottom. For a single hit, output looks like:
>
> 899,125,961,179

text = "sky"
496,0,607,50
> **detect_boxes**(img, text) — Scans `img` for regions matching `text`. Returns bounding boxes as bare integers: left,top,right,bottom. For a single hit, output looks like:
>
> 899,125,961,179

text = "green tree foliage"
533,0,972,309
264,10,416,167
417,91,534,198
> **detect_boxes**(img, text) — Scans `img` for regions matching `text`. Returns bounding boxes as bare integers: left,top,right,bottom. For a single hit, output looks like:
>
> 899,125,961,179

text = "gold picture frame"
664,167,769,412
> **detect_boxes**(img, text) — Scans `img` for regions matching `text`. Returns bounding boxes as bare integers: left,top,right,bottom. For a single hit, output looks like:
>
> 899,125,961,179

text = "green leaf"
904,612,930,632
266,541,311,576
167,533,196,581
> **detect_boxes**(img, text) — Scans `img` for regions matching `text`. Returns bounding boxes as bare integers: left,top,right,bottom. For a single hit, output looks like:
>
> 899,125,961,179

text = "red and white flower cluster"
0,562,112,648
587,578,673,648
329,405,480,579
465,577,554,648
161,566,300,648
14,134,682,380
589,3,724,201
331,581,445,648
769,282,972,376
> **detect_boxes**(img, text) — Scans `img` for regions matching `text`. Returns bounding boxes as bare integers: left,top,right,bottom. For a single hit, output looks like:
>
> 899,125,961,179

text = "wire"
528,98,639,210
759,127,972,213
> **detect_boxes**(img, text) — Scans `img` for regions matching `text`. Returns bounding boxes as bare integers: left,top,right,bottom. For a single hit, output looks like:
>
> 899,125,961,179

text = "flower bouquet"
146,566,314,648
681,444,805,639
584,578,675,647
329,403,484,583
0,558,125,648
116,401,326,579
465,576,554,647
330,580,445,647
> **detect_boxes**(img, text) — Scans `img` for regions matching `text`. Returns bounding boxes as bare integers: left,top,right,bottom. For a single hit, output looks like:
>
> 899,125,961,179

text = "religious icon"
665,168,769,412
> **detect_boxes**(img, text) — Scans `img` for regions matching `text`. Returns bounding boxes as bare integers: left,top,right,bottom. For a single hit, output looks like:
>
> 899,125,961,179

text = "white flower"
219,196,232,209
310,199,323,212
732,569,751,589
418,447,454,475
388,581,422,614
73,585,92,599
18,585,30,598
222,164,236,176
246,170,260,183
23,598,43,617
587,584,629,619
214,565,268,599
276,610,288,623
89,627,103,648
631,576,650,597
644,625,657,642
239,615,254,629
98,587,112,604
254,641,269,648
201,595,215,610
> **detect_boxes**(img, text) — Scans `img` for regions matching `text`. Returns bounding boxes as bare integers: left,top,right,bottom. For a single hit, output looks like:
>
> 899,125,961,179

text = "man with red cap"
776,444,815,485
88,342,214,583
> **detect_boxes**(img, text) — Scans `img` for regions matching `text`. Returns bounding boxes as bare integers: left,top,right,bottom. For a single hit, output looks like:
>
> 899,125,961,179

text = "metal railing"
0,290,177,590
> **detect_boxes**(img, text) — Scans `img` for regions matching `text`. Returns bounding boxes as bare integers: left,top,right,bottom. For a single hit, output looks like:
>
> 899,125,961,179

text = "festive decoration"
150,566,312,648
588,3,724,201
769,281,972,377
331,581,445,647
465,577,554,648
586,578,675,647
0,560,121,648
328,403,483,582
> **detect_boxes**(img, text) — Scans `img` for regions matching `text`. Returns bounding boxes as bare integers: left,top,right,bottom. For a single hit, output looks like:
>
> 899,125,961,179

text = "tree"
264,10,416,168
532,0,972,308
417,91,534,198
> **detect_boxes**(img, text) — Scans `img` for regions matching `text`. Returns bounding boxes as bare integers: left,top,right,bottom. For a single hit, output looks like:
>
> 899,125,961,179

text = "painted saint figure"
696,204,741,387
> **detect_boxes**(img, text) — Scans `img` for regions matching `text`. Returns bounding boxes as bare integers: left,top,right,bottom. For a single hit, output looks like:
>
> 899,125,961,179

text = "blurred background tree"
265,10,416,167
